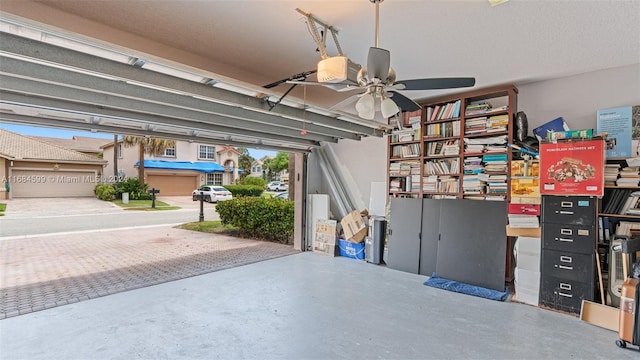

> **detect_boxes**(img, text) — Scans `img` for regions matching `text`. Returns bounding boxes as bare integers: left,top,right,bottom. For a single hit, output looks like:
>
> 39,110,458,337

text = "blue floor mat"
423,273,509,301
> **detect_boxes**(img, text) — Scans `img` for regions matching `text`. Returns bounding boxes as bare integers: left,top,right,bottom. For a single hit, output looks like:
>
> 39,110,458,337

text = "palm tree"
122,136,176,182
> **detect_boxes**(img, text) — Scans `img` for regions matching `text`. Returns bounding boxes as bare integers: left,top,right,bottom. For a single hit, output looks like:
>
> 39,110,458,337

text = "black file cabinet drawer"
541,196,596,226
541,249,594,282
542,223,596,254
540,276,593,314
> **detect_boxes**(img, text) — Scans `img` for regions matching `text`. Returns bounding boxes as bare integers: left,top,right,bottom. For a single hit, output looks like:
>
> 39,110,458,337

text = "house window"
206,173,223,185
117,143,123,159
199,145,216,160
252,165,261,173
163,147,176,157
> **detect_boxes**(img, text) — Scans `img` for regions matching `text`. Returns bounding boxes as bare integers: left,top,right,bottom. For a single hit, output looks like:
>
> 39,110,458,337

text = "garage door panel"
147,175,197,196
11,170,96,198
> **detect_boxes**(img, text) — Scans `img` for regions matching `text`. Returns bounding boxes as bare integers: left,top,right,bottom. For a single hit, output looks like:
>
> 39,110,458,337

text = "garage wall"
8,162,102,198
518,63,640,137
311,63,640,215
146,170,200,196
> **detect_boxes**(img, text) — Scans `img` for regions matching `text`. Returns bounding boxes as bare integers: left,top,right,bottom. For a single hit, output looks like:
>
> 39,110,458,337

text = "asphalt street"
0,197,220,238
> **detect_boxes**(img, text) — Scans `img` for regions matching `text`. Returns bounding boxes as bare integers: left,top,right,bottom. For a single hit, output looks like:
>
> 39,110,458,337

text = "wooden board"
580,300,619,332
313,219,337,256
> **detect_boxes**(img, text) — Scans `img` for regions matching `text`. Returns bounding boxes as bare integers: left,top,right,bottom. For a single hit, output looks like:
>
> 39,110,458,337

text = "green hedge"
223,185,264,197
216,197,294,243
94,184,116,201
239,176,267,187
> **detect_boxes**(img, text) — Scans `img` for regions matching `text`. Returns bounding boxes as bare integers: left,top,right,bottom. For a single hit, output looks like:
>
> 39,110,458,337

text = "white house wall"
311,63,640,215
102,143,139,181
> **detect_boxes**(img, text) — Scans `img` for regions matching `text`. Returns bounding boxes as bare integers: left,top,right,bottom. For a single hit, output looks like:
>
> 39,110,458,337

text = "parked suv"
266,181,288,191
192,185,233,203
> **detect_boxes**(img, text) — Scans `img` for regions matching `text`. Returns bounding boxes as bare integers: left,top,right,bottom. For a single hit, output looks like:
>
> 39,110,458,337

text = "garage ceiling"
1,0,639,152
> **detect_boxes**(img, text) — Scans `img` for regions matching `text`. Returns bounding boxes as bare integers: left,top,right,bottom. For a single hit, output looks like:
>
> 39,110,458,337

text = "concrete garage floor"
1,252,635,360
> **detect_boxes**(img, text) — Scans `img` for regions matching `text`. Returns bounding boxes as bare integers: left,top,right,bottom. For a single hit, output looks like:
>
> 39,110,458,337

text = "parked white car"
267,181,288,191
192,185,233,203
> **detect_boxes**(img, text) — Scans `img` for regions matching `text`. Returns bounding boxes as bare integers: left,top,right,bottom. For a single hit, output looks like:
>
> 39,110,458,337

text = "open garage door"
147,174,198,196
11,169,97,198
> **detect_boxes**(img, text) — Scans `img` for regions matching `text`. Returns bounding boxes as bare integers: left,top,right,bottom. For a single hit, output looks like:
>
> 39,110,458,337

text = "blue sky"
0,123,277,159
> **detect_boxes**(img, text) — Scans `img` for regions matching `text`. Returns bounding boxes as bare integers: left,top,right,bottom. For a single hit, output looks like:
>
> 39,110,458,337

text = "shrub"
223,185,263,197
216,197,294,243
94,184,116,201
239,176,267,187
114,178,150,200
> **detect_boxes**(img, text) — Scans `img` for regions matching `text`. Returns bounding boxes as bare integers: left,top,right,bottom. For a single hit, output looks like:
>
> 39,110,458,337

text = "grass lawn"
0,203,5,216
178,220,238,234
112,199,180,211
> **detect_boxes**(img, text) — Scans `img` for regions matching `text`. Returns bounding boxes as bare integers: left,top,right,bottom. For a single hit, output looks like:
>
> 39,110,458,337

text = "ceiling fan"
291,0,476,120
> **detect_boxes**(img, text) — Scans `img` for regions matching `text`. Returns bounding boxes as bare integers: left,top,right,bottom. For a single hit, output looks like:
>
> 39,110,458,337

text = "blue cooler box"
338,239,365,260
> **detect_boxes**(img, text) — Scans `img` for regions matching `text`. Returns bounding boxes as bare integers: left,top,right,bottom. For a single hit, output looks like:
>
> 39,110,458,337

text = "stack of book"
604,163,620,186
486,114,509,132
486,174,508,195
463,157,483,175
617,166,640,186
483,153,509,173
390,128,420,143
465,143,485,153
462,174,486,195
508,214,540,228
465,101,492,116
464,117,488,135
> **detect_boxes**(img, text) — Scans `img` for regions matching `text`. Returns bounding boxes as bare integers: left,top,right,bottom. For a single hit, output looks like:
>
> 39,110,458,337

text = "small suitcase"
616,278,640,349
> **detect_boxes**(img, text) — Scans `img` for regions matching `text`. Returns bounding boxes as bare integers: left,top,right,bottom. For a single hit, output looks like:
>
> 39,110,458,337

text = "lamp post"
199,190,205,222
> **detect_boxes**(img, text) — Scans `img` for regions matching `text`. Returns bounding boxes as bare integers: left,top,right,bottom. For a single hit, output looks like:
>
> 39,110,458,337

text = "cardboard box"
506,225,541,237
510,177,541,200
340,210,368,243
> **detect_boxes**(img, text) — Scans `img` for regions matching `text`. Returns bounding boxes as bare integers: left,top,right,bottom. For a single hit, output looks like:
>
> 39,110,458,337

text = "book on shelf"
426,139,460,156
428,100,461,121
601,188,640,215
391,143,421,158
424,158,460,175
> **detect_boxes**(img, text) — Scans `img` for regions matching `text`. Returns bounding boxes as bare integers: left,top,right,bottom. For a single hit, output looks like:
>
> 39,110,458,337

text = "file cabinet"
540,195,596,314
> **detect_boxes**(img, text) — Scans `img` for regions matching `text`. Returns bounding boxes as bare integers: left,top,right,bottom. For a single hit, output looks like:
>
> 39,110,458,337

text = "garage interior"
1,1,640,359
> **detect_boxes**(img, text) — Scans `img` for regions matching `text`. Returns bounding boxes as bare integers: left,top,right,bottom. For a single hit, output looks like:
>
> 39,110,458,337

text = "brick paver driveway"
0,226,298,319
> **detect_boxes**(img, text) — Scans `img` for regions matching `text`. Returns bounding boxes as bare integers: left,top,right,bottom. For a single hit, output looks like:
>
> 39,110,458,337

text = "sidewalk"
0,225,298,319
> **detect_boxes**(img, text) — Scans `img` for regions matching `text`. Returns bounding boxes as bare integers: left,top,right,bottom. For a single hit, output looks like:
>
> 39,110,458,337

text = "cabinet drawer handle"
557,237,574,243
560,255,572,263
557,211,574,215
558,292,573,298
560,283,572,290
560,228,573,235
561,201,573,208
557,265,574,270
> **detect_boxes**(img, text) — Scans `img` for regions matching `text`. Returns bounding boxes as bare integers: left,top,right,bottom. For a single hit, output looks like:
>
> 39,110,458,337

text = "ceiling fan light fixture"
355,93,376,120
381,96,400,118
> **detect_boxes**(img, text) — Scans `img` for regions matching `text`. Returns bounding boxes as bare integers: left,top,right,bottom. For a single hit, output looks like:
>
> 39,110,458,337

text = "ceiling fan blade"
388,91,421,112
329,93,363,111
367,47,390,80
397,77,476,90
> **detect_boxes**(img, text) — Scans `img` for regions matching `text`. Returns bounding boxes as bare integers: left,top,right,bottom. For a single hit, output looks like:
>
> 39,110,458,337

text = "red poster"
539,139,605,196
